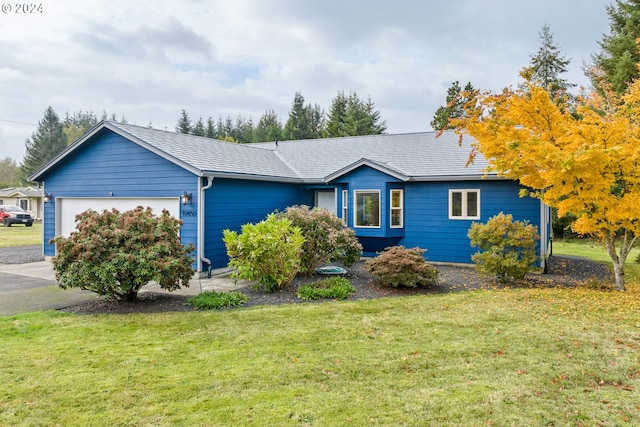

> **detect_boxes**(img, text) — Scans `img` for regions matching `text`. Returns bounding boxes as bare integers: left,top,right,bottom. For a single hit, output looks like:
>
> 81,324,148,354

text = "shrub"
467,212,539,282
280,205,362,276
364,246,438,288
187,291,250,310
297,277,356,300
51,206,194,301
223,214,304,293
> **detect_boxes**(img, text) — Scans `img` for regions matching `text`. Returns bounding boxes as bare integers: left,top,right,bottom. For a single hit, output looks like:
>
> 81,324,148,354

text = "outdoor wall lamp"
181,191,192,205
43,193,52,203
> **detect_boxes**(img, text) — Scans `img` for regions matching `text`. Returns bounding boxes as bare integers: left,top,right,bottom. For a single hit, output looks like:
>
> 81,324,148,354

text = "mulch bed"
60,255,613,315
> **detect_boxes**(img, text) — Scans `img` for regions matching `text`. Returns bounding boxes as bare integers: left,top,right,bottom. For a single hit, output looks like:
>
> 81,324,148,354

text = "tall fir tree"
344,93,368,136
430,81,475,131
283,92,314,140
308,104,324,139
325,91,386,137
363,96,387,134
21,106,68,181
205,117,217,139
192,117,206,137
591,0,640,95
175,109,192,134
528,24,574,95
324,91,349,137
255,109,283,142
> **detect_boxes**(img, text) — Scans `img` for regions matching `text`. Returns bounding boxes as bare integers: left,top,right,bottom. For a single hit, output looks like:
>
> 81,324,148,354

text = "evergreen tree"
363,96,387,134
63,110,99,144
175,109,192,134
222,116,234,139
283,92,315,140
255,109,283,142
308,104,324,139
232,115,255,143
344,93,368,136
324,91,385,137
430,81,475,130
192,117,205,137
100,110,128,124
205,117,217,139
324,91,348,137
591,0,640,95
21,106,68,181
528,24,574,95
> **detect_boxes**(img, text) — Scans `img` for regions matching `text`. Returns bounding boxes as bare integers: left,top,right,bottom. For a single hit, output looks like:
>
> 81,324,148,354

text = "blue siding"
400,180,542,264
38,129,547,271
40,129,199,262
203,178,313,269
331,166,402,239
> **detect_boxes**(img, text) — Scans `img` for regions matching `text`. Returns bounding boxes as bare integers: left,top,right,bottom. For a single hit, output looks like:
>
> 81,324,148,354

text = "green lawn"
0,222,42,247
2,239,640,426
3,290,640,426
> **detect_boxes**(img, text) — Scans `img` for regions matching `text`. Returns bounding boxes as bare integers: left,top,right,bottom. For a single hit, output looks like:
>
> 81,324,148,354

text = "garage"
56,197,181,237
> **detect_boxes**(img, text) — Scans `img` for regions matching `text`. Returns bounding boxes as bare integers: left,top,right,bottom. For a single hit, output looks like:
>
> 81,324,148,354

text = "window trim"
341,189,348,222
353,189,381,228
448,189,480,220
390,189,403,228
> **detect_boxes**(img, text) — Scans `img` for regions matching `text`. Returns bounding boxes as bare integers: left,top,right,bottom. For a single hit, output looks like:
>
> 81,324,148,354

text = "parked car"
0,205,34,227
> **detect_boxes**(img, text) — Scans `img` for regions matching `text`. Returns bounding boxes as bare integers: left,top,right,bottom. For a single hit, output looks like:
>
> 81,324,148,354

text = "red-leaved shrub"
365,246,438,288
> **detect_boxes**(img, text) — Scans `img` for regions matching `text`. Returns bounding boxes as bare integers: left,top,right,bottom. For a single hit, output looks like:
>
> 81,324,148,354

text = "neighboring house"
30,121,551,274
0,186,44,219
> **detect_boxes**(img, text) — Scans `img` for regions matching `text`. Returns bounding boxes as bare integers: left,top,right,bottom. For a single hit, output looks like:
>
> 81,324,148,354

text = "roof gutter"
198,175,214,276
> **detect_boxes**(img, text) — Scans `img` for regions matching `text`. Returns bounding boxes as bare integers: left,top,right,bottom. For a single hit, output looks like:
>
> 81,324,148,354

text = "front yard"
1,220,639,426
2,239,640,426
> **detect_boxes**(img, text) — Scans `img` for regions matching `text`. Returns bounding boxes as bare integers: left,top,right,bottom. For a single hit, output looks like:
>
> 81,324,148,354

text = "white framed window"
354,190,380,227
390,189,403,228
449,189,480,220
342,190,348,222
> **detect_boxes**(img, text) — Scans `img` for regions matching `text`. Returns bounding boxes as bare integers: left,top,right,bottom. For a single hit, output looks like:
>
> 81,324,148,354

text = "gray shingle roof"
31,121,494,183
261,130,492,181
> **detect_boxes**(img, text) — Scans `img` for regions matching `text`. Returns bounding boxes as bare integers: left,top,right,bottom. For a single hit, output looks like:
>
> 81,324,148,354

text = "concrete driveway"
0,261,103,316
0,259,248,316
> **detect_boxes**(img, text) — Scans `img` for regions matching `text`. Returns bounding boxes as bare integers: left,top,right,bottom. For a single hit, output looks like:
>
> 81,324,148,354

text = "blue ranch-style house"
30,121,551,275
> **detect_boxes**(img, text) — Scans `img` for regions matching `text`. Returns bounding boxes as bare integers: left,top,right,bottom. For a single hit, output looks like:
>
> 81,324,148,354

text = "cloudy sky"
0,0,612,163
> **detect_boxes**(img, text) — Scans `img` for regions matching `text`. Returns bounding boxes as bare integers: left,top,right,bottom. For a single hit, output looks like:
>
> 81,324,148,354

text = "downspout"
199,175,214,277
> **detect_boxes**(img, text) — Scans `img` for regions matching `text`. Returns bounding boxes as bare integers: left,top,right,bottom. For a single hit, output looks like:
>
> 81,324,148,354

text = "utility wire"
0,119,36,126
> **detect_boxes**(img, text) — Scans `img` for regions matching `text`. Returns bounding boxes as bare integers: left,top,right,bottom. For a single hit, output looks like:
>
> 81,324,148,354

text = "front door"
315,190,336,215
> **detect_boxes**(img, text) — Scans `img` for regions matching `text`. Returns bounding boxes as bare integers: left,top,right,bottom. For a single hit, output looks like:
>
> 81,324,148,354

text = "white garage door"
57,197,180,237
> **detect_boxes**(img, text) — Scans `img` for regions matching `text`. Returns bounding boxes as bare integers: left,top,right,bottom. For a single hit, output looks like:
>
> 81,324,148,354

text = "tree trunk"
604,231,637,292
611,258,626,291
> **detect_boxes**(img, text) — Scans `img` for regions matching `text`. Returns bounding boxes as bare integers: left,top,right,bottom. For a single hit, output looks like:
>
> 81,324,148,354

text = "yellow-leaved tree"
449,72,640,291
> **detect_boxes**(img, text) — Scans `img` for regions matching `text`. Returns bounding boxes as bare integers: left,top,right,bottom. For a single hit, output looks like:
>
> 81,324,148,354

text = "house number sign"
181,210,197,217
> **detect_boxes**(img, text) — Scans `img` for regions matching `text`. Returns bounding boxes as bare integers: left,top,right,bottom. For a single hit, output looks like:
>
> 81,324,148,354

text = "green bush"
187,291,250,310
223,214,304,293
51,206,194,301
297,277,356,300
364,246,438,288
467,212,540,283
279,205,362,276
